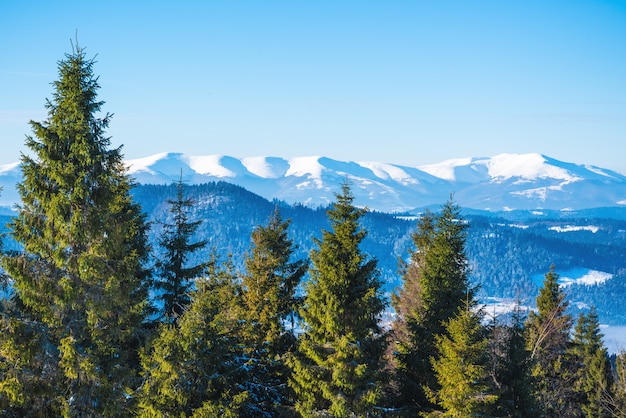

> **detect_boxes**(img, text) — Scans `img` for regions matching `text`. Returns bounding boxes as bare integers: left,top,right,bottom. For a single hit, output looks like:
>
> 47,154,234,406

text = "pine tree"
0,44,150,416
571,306,613,417
390,199,472,410
240,206,307,415
138,255,249,417
154,175,207,323
525,265,575,416
288,181,387,417
424,301,498,417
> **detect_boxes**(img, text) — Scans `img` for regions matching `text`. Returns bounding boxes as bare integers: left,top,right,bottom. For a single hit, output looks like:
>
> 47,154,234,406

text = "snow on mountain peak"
187,155,242,177
0,161,21,175
359,162,418,185
419,153,579,183
285,156,326,178
2,152,625,212
418,157,478,181
241,156,289,179
486,153,578,182
126,152,173,174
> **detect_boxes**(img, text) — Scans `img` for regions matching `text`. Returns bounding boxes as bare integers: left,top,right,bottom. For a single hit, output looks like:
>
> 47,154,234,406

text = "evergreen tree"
240,206,308,416
390,199,472,410
489,302,537,417
0,293,65,416
288,182,387,417
138,255,249,417
571,306,613,417
424,301,498,417
611,350,626,417
525,265,576,416
0,44,150,416
154,175,207,323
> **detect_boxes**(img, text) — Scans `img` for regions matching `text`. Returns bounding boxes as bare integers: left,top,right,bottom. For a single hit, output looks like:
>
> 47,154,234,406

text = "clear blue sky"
1,1,625,172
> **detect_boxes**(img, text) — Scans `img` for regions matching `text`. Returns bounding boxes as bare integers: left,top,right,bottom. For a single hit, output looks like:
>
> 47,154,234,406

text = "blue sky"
1,1,625,172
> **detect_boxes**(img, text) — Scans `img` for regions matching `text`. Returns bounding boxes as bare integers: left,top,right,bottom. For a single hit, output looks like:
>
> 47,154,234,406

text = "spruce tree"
488,302,537,417
525,265,575,416
390,199,471,410
424,301,498,417
288,182,387,417
138,255,249,417
240,206,307,415
154,175,207,323
571,306,613,417
0,44,150,416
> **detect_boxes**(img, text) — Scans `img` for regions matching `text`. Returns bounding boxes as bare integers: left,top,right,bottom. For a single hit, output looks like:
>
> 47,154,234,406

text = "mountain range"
3,152,624,213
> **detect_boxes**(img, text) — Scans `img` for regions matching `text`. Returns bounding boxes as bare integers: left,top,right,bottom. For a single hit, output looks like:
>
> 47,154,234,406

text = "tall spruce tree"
138,255,249,417
240,206,307,416
154,175,207,323
571,306,613,417
390,199,471,410
288,182,387,417
0,44,150,416
525,265,576,416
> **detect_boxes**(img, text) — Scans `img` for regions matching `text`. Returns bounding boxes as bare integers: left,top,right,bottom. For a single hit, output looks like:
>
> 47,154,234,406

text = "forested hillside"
130,181,626,325
6,179,624,322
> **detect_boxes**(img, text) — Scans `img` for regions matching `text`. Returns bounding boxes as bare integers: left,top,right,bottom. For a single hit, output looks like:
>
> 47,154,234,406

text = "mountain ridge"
1,152,625,212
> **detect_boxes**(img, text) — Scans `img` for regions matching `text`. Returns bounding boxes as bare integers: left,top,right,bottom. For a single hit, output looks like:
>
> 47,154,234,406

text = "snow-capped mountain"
1,152,625,212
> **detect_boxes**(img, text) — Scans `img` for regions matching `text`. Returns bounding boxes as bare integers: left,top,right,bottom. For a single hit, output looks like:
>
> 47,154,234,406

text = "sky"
1,1,626,172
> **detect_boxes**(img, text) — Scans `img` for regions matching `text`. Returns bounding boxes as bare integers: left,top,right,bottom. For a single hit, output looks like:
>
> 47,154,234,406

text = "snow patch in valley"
533,268,612,288
559,269,612,286
549,225,600,233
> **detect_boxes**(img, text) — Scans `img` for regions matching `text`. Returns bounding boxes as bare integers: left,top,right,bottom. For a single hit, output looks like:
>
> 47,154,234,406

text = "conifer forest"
2,46,626,417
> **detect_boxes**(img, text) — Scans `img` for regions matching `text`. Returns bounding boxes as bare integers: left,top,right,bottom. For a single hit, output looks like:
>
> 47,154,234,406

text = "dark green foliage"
389,209,435,409
138,255,249,417
240,206,308,415
611,351,626,416
289,182,387,417
390,200,472,410
488,303,538,417
0,296,64,416
0,44,150,416
571,306,613,417
154,175,207,323
525,265,576,416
